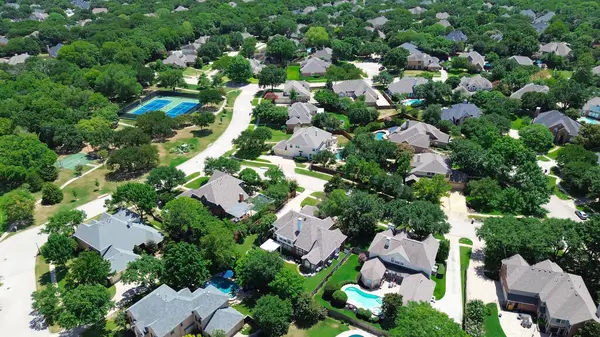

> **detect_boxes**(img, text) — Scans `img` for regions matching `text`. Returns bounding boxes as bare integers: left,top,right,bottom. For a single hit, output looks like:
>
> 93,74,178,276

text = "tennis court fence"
119,91,201,119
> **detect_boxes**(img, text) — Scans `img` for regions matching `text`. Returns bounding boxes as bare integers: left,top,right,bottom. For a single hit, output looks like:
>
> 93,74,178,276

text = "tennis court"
129,95,199,118
55,153,95,170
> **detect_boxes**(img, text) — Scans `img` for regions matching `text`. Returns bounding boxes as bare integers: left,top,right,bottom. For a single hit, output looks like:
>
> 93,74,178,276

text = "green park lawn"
484,303,507,337
226,90,241,108
294,168,333,181
284,318,349,337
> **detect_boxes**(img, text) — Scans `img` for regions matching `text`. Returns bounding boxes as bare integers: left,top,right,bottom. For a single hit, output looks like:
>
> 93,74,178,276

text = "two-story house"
273,126,336,159
532,110,581,144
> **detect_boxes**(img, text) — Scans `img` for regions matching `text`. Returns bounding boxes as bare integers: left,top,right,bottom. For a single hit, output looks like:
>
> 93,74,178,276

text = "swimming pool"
206,276,240,298
402,98,424,106
343,286,382,313
129,95,199,118
579,117,599,125
374,131,386,140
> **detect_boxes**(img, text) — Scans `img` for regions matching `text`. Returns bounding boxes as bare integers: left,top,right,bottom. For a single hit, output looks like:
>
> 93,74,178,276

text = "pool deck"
342,283,400,315
336,330,376,337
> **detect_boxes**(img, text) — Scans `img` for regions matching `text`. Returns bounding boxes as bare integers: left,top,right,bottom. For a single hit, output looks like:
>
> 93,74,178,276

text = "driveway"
177,84,259,176
259,155,327,192
432,237,463,324
350,61,381,79
432,68,448,83
543,195,582,222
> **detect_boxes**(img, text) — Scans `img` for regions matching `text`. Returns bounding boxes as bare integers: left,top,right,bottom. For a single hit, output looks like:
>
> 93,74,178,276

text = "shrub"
323,282,339,300
42,183,64,205
331,290,348,308
294,156,308,163
370,316,380,323
356,308,372,320
436,263,446,278
264,92,278,100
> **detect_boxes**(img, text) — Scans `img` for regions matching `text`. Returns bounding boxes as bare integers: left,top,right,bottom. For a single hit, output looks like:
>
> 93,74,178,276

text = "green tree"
318,189,348,218
31,284,60,325
58,284,113,329
197,73,212,90
204,156,241,175
464,300,487,337
373,72,394,87
162,197,223,242
41,234,77,266
193,112,216,129
348,101,378,125
467,178,501,212
233,127,272,159
241,37,257,58
146,166,186,191
266,35,297,65
252,295,293,337
381,293,404,330
157,68,185,91
108,183,157,218
43,209,86,236
198,88,224,107
412,175,451,203
304,27,329,48
312,150,336,167
162,242,211,290
95,64,143,102
268,267,305,302
0,188,36,227
57,41,100,68
121,255,163,290
436,238,450,263
414,82,452,105
574,123,600,150
106,144,159,175
293,292,326,328
225,56,252,83
200,224,238,273
339,191,384,244
65,251,112,288
382,48,410,70
235,249,283,291
519,124,554,153
423,104,442,125
390,302,467,337
574,320,600,337
136,111,175,140
41,183,64,205
76,117,114,150
239,168,261,190
258,65,286,90
389,200,449,240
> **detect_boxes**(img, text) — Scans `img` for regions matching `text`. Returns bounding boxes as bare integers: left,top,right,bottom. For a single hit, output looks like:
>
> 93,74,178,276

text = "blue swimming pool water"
206,276,240,298
349,335,365,337
403,98,424,106
579,117,599,125
344,286,383,313
374,131,386,140
336,151,342,160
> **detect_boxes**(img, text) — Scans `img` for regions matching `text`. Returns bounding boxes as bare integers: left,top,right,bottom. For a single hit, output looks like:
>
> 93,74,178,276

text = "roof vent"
384,236,391,249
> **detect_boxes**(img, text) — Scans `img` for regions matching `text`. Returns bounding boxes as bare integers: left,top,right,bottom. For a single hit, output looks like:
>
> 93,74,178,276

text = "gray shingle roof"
72,0,90,9
583,97,600,112
593,66,600,76
502,254,597,326
333,80,378,103
277,126,333,150
410,153,450,176
520,9,536,20
539,42,571,57
387,77,428,95
0,36,8,45
273,208,346,265
458,51,486,69
287,102,318,126
408,7,426,15
441,103,482,123
73,209,164,273
367,16,389,28
388,121,449,149
533,110,581,138
128,284,235,337
300,57,331,74
456,75,492,94
368,230,439,274
204,307,245,336
48,43,64,58
509,55,534,66
446,30,468,42
180,171,250,218
400,42,421,55
438,19,452,28
7,53,30,65
284,80,310,98
360,257,386,281
436,12,449,20
313,47,333,62
398,273,435,305
510,83,549,99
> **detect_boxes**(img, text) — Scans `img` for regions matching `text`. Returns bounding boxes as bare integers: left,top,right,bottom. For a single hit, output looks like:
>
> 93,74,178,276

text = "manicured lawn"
108,284,116,299
184,172,200,182
284,317,349,337
238,160,278,169
294,168,333,181
335,135,350,147
460,246,472,304
404,70,441,77
326,254,360,286
253,158,271,163
268,128,292,142
226,90,241,108
296,186,305,192
537,155,550,162
296,162,307,168
287,65,301,80
35,255,50,291
554,70,573,79
310,191,326,199
546,147,561,159
300,252,348,292
459,237,473,245
251,98,259,106
432,272,446,300
484,303,507,337
329,112,350,129
547,176,571,200
182,67,203,77
510,117,523,130
82,318,132,337
235,234,257,255
301,197,319,207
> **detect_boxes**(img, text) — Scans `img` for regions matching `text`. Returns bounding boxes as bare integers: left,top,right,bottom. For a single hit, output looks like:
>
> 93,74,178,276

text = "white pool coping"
336,329,376,337
341,284,382,314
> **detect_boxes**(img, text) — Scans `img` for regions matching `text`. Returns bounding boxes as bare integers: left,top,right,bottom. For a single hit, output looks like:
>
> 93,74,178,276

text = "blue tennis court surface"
167,102,198,117
132,99,171,115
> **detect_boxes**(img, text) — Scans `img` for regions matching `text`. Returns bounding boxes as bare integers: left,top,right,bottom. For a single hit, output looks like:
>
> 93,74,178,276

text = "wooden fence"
327,310,391,336
310,251,351,296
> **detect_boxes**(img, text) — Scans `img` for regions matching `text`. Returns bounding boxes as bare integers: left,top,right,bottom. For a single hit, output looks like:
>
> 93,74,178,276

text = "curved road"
0,83,259,337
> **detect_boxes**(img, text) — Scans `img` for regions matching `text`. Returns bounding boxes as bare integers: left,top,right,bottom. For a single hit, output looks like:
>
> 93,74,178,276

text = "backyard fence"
332,129,354,140
310,251,351,296
327,310,391,336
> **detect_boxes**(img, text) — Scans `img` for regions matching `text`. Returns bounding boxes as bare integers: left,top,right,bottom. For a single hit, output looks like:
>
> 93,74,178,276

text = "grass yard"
182,67,203,77
403,70,441,77
251,98,259,106
546,147,561,159
82,318,132,337
284,318,349,337
158,110,232,167
510,117,523,130
460,246,472,304
184,176,209,189
235,234,257,255
294,168,333,181
310,191,326,199
537,155,550,162
35,255,50,291
238,160,278,169
287,65,301,80
302,252,347,292
185,172,200,182
484,303,507,337
326,254,360,286
432,272,446,300
329,112,350,129
300,197,319,207
335,135,350,147
459,237,473,245
267,128,292,142
226,90,241,108
547,176,571,200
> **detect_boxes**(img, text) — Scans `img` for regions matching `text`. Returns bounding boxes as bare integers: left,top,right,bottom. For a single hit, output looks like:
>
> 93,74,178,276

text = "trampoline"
132,99,171,115
167,102,198,117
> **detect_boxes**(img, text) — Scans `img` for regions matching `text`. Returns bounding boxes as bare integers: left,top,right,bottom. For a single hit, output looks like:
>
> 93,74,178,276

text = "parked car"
575,210,589,220
378,66,386,71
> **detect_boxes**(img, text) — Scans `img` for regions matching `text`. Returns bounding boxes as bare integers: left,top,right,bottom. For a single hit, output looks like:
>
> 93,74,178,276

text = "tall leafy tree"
258,65,286,90
304,27,329,48
235,249,283,291
412,175,451,203
41,234,77,266
162,242,211,290
146,166,186,191
519,124,554,153
136,111,175,140
0,188,36,227
121,255,163,290
390,302,467,337
65,251,113,288
108,183,157,218
266,35,297,65
252,295,293,337
200,224,239,273
43,209,86,236
58,284,113,329
157,68,185,91
339,191,384,244
225,56,252,83
162,197,223,242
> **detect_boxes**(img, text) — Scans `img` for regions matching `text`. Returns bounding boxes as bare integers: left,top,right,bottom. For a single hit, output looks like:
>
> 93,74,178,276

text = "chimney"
297,217,303,232
384,236,391,249
416,154,421,163
534,107,541,117
463,99,468,104
239,193,244,202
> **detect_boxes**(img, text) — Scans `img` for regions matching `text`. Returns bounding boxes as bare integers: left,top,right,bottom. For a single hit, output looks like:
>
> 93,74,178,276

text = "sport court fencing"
120,91,201,119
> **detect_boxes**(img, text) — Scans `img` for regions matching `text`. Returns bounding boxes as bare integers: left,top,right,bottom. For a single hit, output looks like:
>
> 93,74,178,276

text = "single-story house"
388,121,450,152
510,83,550,99
500,254,600,337
273,126,336,159
367,16,389,29
180,171,251,220
509,55,534,66
313,47,333,62
333,80,379,105
446,30,468,42
127,284,245,337
73,209,164,282
458,51,486,71
410,153,450,177
533,110,581,144
360,229,439,289
300,57,331,76
539,42,571,57
164,51,195,68
386,77,428,97
279,80,311,103
441,103,482,125
272,206,346,272
455,75,492,95
286,102,320,131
